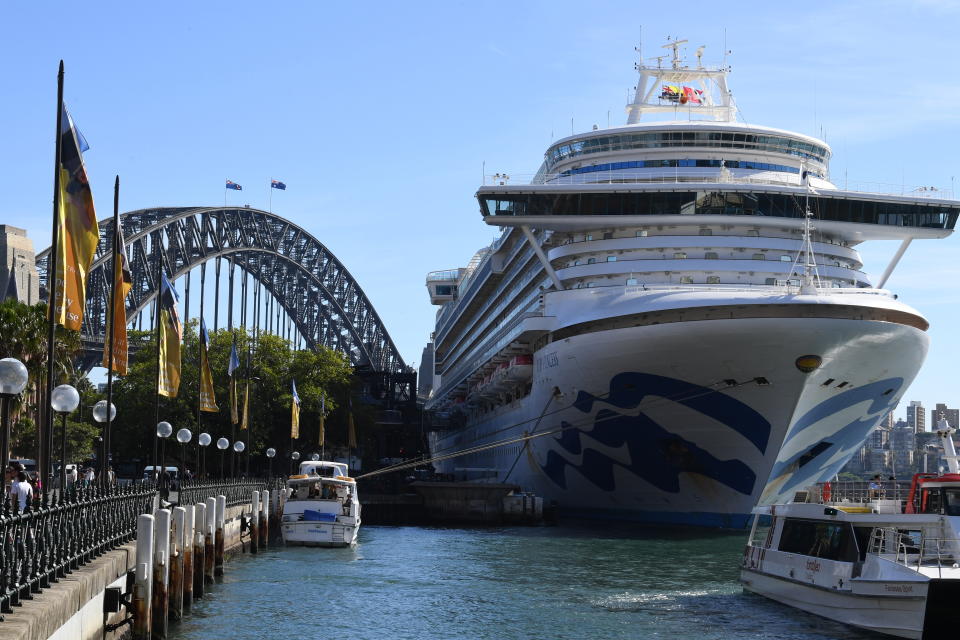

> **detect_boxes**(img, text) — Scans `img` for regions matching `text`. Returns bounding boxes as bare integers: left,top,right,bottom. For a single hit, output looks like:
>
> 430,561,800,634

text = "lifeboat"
490,361,511,393
504,354,533,383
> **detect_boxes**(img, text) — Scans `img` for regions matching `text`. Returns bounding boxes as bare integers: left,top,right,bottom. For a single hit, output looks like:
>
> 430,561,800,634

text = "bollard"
260,490,269,549
215,495,226,576
193,503,206,599
182,505,194,608
204,497,216,584
132,514,154,640
169,507,186,621
250,491,260,554
152,509,170,640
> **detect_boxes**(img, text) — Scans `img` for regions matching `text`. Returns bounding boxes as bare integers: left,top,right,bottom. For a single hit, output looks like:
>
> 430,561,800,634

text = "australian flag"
226,180,242,191
271,180,286,191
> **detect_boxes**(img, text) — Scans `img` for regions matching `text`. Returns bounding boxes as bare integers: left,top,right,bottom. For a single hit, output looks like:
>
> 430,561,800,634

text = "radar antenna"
662,38,688,70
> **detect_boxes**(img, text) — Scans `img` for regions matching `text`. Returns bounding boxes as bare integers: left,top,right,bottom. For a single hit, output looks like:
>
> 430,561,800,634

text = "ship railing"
491,171,955,199
807,480,913,505
868,528,960,578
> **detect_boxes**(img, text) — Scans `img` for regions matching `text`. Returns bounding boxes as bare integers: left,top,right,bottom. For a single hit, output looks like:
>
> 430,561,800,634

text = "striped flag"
102,220,132,374
54,104,99,330
199,319,218,412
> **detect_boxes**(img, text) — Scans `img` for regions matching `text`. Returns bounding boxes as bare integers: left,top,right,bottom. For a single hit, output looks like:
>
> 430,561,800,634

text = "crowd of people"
4,461,116,512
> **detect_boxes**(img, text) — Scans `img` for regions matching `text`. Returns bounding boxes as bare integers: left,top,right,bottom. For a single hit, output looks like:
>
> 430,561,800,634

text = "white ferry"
740,423,960,638
422,38,960,528
281,461,361,547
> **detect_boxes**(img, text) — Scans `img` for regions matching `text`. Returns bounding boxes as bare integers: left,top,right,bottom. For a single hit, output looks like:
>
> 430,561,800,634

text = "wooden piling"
169,507,186,621
259,489,269,549
204,497,216,584
151,509,170,640
192,502,206,599
132,514,154,640
250,491,260,554
182,505,194,608
214,495,226,576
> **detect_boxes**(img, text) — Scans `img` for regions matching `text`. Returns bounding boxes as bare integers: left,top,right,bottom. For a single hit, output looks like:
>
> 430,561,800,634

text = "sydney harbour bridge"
35,206,413,403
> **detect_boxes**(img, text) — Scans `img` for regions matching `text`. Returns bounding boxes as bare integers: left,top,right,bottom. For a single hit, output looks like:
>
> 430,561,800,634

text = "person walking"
10,471,33,513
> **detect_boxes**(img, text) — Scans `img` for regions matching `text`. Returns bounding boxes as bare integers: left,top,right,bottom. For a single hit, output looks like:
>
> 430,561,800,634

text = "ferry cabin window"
679,276,694,284
673,252,687,259
780,255,792,262
778,518,858,562
606,256,617,262
706,276,721,284
752,253,766,260
943,489,960,516
626,278,639,285
705,252,718,260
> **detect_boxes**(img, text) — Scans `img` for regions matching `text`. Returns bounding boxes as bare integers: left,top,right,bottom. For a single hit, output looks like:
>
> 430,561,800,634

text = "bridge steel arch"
36,206,406,373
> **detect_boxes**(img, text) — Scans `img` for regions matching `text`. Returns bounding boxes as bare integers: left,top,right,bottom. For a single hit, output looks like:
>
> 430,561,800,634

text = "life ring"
822,482,832,502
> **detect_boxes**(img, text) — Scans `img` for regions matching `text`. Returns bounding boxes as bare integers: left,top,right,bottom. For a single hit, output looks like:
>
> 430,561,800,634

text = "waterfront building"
931,403,959,429
878,410,895,430
418,340,435,400
0,225,40,305
907,400,926,433
889,423,916,478
424,40,959,527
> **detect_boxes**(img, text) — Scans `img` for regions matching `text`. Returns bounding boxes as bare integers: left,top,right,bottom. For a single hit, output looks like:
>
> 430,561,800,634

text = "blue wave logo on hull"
539,372,772,495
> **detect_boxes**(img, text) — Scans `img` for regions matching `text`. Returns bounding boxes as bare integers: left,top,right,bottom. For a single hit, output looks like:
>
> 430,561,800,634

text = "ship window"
587,258,597,264
778,518,858,562
752,253,766,260
606,256,617,262
573,260,582,266
679,276,694,284
699,228,713,235
780,255,792,262
435,285,453,296
603,232,613,239
673,252,687,259
636,230,648,237
765,278,777,285
706,276,720,284
747,230,759,237
586,282,597,288
626,278,638,285
585,234,593,241
944,489,960,516
705,252,718,260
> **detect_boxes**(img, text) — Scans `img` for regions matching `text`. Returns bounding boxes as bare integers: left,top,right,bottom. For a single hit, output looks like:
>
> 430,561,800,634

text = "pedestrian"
66,465,78,485
84,467,95,485
107,466,115,485
10,471,33,513
868,474,882,499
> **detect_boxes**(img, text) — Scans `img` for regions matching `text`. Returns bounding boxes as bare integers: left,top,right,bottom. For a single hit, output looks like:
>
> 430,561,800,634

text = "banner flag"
240,380,250,430
54,104,99,330
157,272,182,397
102,220,132,374
318,394,325,447
347,396,356,449
199,318,219,412
291,379,301,439
228,335,240,424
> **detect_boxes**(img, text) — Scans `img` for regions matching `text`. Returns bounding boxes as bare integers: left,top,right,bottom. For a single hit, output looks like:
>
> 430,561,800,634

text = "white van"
142,466,179,481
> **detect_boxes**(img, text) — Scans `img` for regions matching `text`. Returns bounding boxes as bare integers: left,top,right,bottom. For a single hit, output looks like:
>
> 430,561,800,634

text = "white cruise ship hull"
431,313,926,528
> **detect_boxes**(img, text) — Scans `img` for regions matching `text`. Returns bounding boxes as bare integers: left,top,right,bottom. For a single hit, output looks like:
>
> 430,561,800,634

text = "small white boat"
281,461,361,547
740,422,960,639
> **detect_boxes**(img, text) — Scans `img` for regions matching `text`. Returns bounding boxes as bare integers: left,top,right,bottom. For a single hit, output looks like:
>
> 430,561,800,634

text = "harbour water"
169,525,878,640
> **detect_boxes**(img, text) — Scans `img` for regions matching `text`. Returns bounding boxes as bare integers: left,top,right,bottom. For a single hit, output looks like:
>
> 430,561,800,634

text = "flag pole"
197,262,206,472
269,178,272,213
43,60,65,496
152,241,163,479
103,175,120,484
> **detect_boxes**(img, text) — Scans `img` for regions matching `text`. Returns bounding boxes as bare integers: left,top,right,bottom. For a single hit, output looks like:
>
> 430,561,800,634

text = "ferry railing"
868,528,960,578
0,482,155,619
811,480,913,505
177,478,285,508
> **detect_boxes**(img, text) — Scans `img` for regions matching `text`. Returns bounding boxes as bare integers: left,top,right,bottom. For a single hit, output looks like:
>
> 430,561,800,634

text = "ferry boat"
281,461,360,547
740,423,960,638
422,38,960,527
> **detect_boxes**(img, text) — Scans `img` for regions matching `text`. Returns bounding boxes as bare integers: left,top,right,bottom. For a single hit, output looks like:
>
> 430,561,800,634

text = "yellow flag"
229,377,238,424
102,221,132,374
54,105,99,330
157,272,182,398
291,379,300,439
240,381,249,430
199,319,218,412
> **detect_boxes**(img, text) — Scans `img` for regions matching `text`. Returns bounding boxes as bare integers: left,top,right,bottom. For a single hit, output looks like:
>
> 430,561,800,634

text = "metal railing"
0,482,155,618
868,527,960,578
177,478,285,508
810,480,913,505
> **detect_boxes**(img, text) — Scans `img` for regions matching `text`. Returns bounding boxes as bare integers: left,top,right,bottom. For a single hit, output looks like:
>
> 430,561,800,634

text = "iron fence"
0,482,155,618
177,478,284,508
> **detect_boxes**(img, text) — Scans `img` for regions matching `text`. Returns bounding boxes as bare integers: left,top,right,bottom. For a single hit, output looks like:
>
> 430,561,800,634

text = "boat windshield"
944,488,960,516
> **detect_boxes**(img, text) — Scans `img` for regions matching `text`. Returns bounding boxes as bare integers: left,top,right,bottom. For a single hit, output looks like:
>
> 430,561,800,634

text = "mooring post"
132,514,155,640
169,507,185,621
193,502,206,599
151,509,170,640
204,497,216,583
250,491,260,554
182,504,194,609
214,495,226,576
260,489,269,549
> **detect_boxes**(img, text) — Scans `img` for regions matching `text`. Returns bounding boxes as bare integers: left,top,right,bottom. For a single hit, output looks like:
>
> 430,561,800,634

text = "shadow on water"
168,526,886,640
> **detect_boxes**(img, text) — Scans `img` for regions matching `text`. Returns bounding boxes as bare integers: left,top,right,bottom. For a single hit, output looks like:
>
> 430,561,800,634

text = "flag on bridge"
157,272,182,397
271,179,286,190
102,219,133,374
228,336,240,424
291,379,301,439
225,180,242,191
199,319,219,412
54,104,100,331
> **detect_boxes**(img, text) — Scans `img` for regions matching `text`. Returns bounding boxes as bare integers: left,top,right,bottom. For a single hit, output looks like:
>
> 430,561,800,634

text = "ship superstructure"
422,40,960,527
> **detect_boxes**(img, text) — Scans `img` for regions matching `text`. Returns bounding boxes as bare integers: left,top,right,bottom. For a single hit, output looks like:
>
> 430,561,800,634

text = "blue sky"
2,1,958,422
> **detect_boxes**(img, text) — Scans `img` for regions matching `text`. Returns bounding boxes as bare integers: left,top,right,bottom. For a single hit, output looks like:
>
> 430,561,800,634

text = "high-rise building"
889,423,916,478
0,225,40,305
906,400,926,433
879,410,896,430
417,339,435,400
931,403,959,430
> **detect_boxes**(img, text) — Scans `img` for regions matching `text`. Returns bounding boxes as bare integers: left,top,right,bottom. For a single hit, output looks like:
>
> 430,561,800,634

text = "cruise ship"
421,40,960,527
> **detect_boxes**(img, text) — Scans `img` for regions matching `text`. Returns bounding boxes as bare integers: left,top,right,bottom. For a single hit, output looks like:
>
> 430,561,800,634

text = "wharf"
360,481,544,525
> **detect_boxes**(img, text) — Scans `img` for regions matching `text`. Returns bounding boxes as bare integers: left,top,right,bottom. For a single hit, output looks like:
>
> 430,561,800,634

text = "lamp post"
176,428,192,479
266,447,276,479
157,421,173,487
0,358,29,474
310,453,320,462
91,400,116,484
198,432,211,479
232,441,245,478
50,384,80,493
290,450,300,476
217,438,229,479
